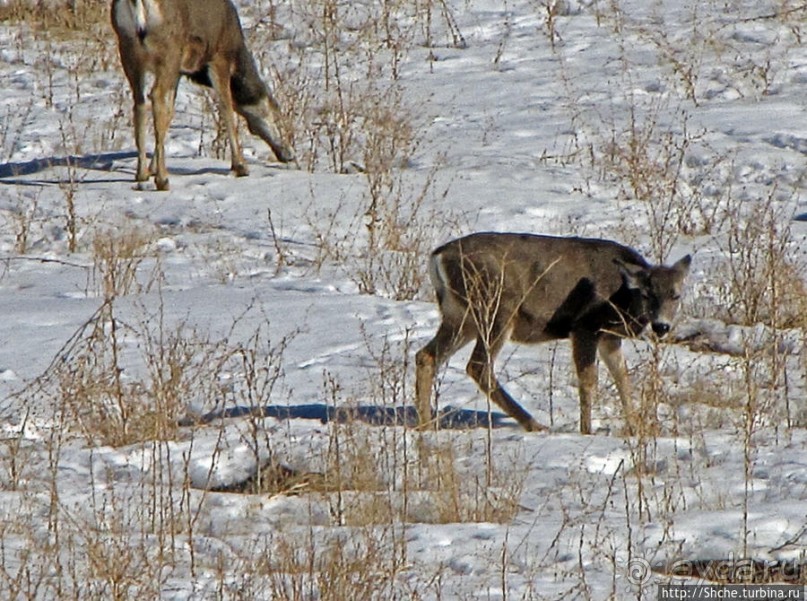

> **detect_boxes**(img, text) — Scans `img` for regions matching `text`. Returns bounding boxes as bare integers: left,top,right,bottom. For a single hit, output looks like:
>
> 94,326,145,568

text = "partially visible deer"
111,0,295,191
415,232,691,435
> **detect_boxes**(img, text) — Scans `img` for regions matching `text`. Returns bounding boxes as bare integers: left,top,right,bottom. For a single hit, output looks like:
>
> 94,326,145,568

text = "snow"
1,0,807,598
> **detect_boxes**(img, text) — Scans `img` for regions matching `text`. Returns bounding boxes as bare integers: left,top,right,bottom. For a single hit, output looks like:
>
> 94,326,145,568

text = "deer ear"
673,254,692,276
614,259,648,291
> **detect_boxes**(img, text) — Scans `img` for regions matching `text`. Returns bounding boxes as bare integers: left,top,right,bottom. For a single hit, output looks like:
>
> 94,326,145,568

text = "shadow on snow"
180,403,514,430
0,150,140,181
0,150,283,185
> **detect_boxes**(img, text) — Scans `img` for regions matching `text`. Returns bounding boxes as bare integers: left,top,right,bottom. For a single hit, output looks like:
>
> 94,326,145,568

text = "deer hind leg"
209,58,248,177
117,48,149,185
415,322,474,430
598,336,638,435
572,331,598,435
230,46,295,164
238,92,295,164
150,62,180,191
466,329,547,432
133,99,149,184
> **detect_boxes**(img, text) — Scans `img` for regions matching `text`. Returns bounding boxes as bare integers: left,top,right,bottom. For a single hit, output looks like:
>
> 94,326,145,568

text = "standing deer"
111,0,295,191
415,232,691,435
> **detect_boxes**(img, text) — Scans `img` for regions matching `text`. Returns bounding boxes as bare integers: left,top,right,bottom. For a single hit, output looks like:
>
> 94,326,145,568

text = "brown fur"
111,0,294,191
415,232,691,434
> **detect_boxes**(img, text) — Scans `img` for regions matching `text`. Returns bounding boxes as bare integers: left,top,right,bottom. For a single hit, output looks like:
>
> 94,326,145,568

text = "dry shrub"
1,99,35,163
245,0,423,174
205,1,455,300
0,0,109,33
53,307,292,448
204,332,526,528
355,163,451,300
53,307,185,447
666,366,746,431
218,526,407,600
598,100,727,263
92,226,158,299
715,191,807,329
56,316,147,447
309,427,525,526
411,436,525,524
38,297,262,447
315,82,445,300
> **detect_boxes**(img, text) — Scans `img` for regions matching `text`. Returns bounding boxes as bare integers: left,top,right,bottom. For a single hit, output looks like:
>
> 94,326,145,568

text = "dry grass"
212,525,410,600
92,226,157,298
3,0,453,301
3,0,807,598
548,0,807,538
0,0,109,33
713,189,807,329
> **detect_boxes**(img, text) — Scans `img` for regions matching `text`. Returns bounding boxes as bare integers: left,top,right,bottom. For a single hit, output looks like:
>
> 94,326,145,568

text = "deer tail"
429,250,450,307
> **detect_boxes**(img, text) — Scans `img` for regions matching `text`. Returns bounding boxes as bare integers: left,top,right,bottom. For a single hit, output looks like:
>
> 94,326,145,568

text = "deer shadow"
0,150,234,185
0,151,140,182
180,403,514,430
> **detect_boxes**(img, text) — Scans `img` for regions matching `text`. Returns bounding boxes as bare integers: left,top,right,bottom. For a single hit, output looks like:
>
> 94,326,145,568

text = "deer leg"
230,47,295,164
415,323,473,430
209,58,248,177
572,331,599,435
238,94,295,164
150,64,179,191
117,48,149,185
133,98,149,184
598,336,637,435
466,333,546,432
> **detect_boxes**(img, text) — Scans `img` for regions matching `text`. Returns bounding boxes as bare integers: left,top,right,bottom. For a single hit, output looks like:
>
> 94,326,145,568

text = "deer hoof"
155,177,170,191
524,419,549,433
272,144,296,164
233,163,249,177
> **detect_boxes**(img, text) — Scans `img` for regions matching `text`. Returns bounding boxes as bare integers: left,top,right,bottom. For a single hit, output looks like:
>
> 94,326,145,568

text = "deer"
415,232,691,435
111,0,295,191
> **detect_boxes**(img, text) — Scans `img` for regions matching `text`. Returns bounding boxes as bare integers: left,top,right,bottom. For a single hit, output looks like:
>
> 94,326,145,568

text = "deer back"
431,233,682,341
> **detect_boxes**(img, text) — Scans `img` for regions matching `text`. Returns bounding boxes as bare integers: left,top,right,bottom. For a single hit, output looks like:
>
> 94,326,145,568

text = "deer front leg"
598,336,637,435
572,331,598,435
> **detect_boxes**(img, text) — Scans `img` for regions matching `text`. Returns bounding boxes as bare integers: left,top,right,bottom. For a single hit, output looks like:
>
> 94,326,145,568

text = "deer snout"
651,322,671,337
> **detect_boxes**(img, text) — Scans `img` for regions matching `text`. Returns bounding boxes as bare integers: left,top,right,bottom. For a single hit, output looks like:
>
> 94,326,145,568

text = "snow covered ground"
1,0,807,598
